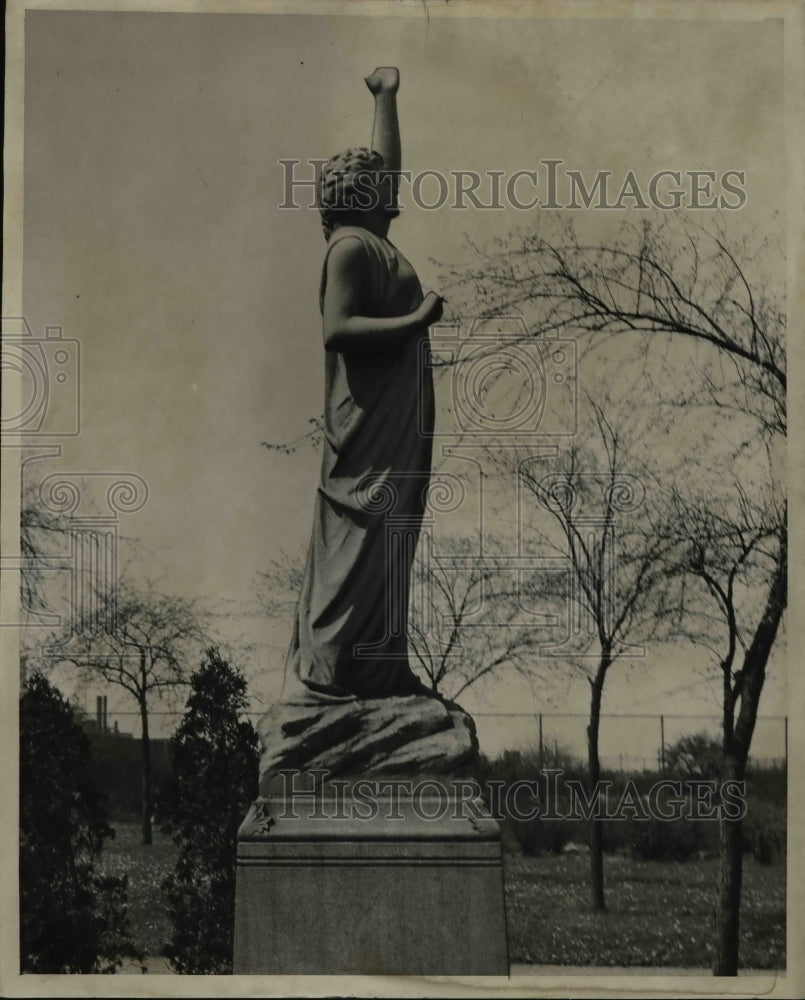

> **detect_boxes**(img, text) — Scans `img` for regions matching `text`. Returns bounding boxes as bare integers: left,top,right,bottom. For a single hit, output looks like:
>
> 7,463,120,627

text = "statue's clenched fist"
365,66,400,96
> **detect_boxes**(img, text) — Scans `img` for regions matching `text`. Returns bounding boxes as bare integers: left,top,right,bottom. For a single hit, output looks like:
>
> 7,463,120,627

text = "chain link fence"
80,701,787,773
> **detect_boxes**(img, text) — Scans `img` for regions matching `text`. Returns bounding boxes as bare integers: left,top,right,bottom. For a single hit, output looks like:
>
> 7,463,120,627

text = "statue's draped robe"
286,226,434,698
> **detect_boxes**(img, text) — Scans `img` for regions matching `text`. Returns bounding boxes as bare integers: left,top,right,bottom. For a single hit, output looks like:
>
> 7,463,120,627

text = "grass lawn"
99,822,786,971
98,822,179,960
504,851,786,969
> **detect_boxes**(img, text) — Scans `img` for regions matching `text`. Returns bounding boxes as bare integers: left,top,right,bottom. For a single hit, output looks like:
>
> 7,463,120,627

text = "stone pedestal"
233,787,509,975
233,693,509,975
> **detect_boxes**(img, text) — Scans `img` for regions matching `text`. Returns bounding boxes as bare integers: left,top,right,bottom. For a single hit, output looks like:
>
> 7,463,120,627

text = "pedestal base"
233,788,509,975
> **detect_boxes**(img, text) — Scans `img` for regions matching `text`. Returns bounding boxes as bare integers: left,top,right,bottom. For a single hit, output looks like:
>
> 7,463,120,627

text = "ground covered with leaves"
101,823,785,971
505,851,785,969
97,823,178,962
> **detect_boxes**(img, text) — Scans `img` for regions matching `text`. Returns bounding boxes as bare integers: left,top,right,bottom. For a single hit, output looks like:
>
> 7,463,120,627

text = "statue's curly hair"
318,147,385,241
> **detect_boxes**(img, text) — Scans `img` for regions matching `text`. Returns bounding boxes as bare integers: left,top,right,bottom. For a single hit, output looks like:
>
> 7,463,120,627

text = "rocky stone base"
256,693,478,793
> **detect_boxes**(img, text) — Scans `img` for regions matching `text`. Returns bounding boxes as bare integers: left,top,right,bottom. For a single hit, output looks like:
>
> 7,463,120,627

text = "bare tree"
48,578,215,845
506,397,678,912
444,214,784,438
664,479,785,974
445,212,786,972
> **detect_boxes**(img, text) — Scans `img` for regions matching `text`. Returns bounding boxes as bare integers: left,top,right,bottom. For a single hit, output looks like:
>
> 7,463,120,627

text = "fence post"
660,714,665,775
538,713,544,770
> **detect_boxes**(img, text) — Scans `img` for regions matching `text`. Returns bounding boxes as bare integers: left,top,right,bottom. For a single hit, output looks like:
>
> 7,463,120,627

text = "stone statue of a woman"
284,67,444,700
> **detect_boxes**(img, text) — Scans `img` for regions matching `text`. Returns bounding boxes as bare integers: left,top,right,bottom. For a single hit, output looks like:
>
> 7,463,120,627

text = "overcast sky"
18,8,787,757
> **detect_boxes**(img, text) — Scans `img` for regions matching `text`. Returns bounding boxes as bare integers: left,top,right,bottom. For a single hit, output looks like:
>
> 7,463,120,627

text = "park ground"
100,822,785,974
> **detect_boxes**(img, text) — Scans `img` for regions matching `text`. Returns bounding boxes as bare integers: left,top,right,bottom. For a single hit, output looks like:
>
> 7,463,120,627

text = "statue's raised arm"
365,66,401,211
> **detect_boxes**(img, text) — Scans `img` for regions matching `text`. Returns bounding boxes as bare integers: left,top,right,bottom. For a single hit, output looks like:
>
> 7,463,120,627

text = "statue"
258,68,478,782
283,67,445,702
236,69,509,979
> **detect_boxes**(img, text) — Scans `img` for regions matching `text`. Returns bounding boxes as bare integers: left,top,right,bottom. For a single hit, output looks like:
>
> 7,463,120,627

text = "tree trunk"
587,664,608,912
714,536,786,976
713,752,745,976
733,536,787,755
140,702,153,846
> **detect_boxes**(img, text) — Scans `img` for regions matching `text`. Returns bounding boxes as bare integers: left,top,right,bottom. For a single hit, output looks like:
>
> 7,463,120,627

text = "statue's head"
318,147,399,240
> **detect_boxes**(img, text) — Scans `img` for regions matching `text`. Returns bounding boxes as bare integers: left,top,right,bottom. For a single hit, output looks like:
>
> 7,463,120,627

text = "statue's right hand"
418,291,445,327
365,66,400,95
